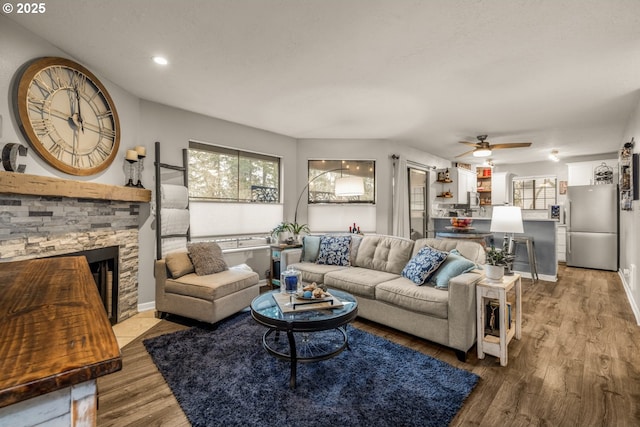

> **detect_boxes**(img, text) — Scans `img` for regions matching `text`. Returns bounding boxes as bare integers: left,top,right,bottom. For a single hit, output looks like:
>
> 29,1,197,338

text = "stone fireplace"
0,172,151,323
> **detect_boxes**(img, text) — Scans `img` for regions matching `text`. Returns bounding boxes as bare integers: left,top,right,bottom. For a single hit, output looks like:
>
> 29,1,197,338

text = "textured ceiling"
7,0,640,164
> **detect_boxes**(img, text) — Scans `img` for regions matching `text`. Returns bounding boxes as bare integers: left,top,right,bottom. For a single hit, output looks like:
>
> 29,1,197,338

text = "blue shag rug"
143,312,479,427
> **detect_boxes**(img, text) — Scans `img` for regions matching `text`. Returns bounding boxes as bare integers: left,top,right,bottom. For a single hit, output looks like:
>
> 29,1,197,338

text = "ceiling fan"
456,135,532,158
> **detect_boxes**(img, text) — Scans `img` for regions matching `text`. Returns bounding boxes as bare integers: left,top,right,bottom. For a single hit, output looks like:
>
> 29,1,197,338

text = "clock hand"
75,86,85,133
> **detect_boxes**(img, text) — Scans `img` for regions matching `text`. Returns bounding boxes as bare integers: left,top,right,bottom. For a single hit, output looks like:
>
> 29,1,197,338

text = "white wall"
620,94,640,323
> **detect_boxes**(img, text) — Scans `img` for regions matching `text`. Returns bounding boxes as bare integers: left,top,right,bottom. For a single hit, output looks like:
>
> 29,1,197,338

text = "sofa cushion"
401,246,448,285
301,235,322,262
165,250,195,278
316,235,352,266
324,267,399,298
414,238,485,265
429,250,477,289
187,242,228,275
376,277,449,319
287,262,347,284
354,235,415,274
165,269,258,301
350,234,363,265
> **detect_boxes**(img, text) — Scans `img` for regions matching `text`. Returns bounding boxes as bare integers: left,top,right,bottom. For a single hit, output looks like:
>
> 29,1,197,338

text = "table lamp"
490,206,524,255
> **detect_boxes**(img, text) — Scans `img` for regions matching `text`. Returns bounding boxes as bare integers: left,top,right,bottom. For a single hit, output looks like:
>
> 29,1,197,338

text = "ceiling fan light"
549,150,560,162
473,148,492,157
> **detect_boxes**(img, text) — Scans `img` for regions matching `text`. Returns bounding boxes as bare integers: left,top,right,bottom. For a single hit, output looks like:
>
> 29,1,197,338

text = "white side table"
476,273,522,366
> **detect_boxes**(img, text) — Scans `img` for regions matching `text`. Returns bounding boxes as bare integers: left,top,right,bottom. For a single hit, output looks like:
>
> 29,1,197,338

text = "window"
188,141,280,202
512,176,557,209
307,160,375,204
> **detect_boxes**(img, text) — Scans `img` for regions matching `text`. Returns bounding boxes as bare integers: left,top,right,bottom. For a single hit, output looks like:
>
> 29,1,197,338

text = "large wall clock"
14,57,120,176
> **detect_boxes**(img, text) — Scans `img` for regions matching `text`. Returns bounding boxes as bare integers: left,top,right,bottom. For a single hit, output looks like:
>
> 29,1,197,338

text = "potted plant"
270,222,310,244
286,222,310,243
485,245,506,281
270,222,290,243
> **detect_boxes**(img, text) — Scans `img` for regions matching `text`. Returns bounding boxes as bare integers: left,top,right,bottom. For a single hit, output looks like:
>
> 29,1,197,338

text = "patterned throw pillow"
187,242,228,276
316,235,352,266
402,246,448,285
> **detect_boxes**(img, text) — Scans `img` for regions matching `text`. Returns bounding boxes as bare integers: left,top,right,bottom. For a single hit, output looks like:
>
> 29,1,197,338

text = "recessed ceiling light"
152,56,169,66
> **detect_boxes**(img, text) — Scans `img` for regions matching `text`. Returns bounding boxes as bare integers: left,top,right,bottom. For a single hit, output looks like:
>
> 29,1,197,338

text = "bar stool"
511,236,538,282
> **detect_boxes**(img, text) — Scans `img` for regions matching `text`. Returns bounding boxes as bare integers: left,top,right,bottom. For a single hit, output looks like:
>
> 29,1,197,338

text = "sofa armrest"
282,248,303,266
447,271,484,352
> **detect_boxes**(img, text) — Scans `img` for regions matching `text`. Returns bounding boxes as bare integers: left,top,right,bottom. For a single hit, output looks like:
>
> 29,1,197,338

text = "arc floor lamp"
293,168,365,225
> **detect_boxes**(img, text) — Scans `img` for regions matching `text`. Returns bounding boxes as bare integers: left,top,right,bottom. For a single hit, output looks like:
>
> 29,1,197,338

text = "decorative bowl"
450,217,473,228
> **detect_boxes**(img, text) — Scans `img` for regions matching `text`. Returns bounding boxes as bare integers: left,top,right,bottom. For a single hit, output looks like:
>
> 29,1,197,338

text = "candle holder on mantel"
125,158,138,187
136,154,146,188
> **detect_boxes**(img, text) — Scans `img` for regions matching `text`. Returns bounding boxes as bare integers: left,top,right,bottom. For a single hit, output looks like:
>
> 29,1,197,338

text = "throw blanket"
161,184,189,209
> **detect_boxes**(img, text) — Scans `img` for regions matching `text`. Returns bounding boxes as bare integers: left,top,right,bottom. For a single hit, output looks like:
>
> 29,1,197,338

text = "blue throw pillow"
302,235,322,262
429,252,477,289
316,235,352,266
402,246,448,285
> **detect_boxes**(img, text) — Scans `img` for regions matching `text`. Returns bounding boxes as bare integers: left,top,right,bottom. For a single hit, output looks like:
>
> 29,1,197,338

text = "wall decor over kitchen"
619,138,635,210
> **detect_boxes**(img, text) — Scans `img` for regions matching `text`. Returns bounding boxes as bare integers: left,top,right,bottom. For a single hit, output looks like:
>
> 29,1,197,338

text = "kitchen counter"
434,217,557,281
441,217,559,222
0,256,122,425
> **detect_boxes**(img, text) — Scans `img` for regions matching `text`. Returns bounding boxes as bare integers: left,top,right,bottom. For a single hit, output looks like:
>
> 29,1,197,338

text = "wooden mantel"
0,171,151,203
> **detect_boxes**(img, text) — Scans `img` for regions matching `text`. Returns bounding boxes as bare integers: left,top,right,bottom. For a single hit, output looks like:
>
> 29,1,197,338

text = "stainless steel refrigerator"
566,184,618,271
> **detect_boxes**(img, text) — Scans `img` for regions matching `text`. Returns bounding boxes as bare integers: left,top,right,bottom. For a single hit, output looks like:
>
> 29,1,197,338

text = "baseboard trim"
138,301,156,313
619,269,640,325
512,270,557,282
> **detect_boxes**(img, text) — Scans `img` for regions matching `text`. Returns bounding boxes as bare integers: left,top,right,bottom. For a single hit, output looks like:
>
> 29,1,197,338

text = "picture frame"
559,180,567,195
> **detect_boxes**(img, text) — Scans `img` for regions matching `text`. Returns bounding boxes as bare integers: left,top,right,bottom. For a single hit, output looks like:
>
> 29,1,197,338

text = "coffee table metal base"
250,289,358,389
262,327,350,389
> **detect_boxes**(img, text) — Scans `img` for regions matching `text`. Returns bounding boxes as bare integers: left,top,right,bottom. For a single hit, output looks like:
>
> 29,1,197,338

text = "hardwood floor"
97,265,640,426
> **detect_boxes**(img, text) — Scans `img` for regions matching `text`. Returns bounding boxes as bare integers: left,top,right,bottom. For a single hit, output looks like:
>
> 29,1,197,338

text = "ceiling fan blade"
458,141,478,147
490,142,532,150
455,149,477,158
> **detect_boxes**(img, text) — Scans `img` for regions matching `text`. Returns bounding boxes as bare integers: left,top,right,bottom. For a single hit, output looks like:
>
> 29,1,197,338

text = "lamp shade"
490,206,524,233
335,176,364,197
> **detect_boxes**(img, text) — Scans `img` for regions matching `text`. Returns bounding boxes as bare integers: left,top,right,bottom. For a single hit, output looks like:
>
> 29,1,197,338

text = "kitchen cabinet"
556,225,566,262
491,172,514,205
476,167,492,205
435,167,476,204
567,159,617,186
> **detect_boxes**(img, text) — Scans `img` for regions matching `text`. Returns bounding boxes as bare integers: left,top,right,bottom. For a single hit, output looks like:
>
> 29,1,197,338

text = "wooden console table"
0,256,122,426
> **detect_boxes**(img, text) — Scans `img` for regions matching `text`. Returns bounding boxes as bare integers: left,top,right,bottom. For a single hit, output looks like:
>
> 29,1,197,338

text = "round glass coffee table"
250,288,358,388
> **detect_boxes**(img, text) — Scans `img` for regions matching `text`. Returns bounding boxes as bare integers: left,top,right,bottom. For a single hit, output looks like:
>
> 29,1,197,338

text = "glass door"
408,168,429,240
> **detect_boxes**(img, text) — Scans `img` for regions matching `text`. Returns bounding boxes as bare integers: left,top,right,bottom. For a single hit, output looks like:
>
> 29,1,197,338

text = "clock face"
15,57,120,176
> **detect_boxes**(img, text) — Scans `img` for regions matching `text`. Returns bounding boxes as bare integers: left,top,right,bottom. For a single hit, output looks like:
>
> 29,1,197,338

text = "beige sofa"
155,256,259,324
285,235,485,360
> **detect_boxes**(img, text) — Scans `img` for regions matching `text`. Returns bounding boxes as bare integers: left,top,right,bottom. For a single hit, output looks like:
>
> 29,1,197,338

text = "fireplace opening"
52,246,119,324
